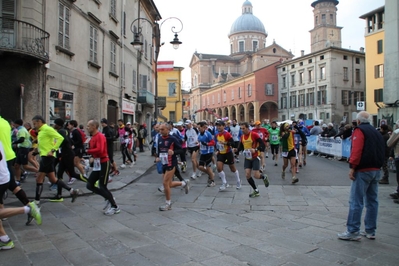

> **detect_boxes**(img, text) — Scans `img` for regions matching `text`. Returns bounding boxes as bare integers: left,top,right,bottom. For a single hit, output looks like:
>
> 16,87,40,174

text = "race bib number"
93,158,101,171
282,152,288,158
217,143,225,152
232,132,238,138
200,143,207,150
189,136,195,143
160,153,169,165
243,149,252,159
259,133,263,139
271,135,278,142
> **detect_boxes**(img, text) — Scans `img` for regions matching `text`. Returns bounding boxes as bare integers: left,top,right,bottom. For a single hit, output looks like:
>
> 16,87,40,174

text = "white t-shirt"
0,141,10,185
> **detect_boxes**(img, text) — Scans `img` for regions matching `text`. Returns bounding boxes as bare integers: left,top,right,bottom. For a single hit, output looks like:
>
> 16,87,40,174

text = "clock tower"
309,0,342,53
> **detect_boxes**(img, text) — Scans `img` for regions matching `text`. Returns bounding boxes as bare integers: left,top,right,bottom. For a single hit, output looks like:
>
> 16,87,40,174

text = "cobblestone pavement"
1,151,398,266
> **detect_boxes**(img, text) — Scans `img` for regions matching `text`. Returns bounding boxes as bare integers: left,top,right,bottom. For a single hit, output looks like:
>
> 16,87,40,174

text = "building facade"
157,62,183,122
360,6,384,125
189,1,293,123
0,0,160,127
277,0,365,124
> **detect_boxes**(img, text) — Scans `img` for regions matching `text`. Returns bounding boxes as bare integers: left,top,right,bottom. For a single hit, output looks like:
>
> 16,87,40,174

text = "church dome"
229,1,266,36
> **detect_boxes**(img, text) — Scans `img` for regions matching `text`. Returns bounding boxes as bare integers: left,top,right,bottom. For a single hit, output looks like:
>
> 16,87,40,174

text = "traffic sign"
357,101,365,111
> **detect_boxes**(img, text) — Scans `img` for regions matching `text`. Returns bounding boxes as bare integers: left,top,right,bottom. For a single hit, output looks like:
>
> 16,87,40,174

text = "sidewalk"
14,150,156,200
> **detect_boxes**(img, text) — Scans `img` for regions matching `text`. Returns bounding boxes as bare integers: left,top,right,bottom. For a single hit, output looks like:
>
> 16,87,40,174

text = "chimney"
360,47,365,53
301,50,305,57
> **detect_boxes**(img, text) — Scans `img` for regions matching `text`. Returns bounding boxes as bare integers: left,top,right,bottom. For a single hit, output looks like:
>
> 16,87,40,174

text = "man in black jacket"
101,118,119,176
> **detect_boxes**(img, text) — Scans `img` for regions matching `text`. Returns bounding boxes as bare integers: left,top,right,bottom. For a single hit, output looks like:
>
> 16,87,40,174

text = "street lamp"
130,17,183,122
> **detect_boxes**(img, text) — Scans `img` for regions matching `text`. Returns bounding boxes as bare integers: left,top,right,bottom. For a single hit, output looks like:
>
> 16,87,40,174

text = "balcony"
158,96,166,108
0,17,50,62
137,89,155,106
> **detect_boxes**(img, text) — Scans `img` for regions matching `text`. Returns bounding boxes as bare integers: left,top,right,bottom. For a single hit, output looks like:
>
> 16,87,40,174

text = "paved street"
1,150,399,266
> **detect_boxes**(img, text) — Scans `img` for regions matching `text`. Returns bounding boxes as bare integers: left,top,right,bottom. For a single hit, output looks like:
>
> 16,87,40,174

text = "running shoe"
49,184,58,191
337,231,361,241
15,180,21,186
158,186,164,193
28,201,42,225
360,231,376,240
249,190,260,198
26,214,33,226
67,177,76,185
291,176,299,184
181,162,187,173
49,195,64,202
103,197,116,210
274,163,278,166
113,170,120,176
389,191,399,199
207,179,215,187
0,239,14,250
266,152,269,158
219,183,230,191
272,154,276,160
159,203,172,211
262,174,269,187
104,206,121,215
281,171,285,179
235,158,240,163
298,164,302,168
236,180,242,189
120,164,126,169
70,188,80,203
190,173,197,180
184,180,190,194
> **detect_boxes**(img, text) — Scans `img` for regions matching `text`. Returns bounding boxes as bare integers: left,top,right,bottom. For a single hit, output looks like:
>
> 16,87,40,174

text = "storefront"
49,89,73,125
122,99,135,123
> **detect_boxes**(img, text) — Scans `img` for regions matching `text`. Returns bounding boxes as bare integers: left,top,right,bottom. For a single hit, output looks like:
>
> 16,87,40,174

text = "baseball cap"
254,121,261,126
126,122,131,125
176,121,183,126
100,118,108,124
322,124,327,128
185,120,192,124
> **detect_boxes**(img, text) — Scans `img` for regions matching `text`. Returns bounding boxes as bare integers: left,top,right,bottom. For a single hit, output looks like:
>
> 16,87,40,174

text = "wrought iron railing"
0,17,50,62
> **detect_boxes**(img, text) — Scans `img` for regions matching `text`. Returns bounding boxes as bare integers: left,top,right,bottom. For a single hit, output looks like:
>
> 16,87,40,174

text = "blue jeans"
346,170,380,234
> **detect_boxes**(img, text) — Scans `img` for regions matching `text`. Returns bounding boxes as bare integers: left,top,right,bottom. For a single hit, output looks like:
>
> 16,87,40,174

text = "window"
355,58,360,64
322,14,326,24
343,55,348,60
282,115,286,121
354,91,365,105
231,89,234,100
315,16,318,25
239,41,244,52
375,64,384,78
343,67,349,81
299,72,304,84
248,84,252,96
139,75,147,89
330,14,333,23
320,112,325,120
320,55,324,60
308,59,312,63
282,67,286,71
317,88,327,105
110,41,117,74
238,87,241,98
355,69,361,82
308,69,313,82
341,90,352,105
169,111,176,122
377,40,383,54
168,82,176,96
144,40,148,58
252,41,258,52
300,62,303,66
230,43,233,54
326,113,330,119
299,92,305,106
320,66,325,79
291,74,295,86
374,89,383,102
265,84,274,95
282,77,286,88
306,91,315,106
58,3,70,49
122,12,126,36
110,0,116,18
308,113,313,119
291,64,295,69
133,70,137,91
89,25,98,63
290,94,297,108
281,93,287,109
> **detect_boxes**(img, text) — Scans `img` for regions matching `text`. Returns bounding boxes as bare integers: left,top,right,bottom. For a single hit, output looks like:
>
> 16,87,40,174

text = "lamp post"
130,17,183,122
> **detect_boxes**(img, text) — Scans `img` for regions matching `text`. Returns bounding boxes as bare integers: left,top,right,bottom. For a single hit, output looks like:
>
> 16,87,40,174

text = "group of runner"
151,118,310,210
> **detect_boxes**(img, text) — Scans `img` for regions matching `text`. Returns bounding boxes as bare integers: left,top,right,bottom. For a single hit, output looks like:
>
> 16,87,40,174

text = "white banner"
316,136,343,156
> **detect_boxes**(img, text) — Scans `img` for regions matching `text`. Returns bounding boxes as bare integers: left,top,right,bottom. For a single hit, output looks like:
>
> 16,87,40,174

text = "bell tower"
309,0,342,53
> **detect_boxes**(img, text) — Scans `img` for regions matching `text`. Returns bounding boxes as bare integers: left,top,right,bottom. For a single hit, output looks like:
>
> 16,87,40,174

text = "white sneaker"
104,206,120,215
191,173,197,180
236,180,242,189
196,171,202,177
67,178,76,185
133,161,136,165
120,164,126,169
158,185,164,193
219,183,230,191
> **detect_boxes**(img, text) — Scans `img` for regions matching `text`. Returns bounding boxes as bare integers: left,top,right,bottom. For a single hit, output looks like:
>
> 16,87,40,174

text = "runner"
156,123,189,211
251,121,269,171
214,120,241,190
268,121,280,166
229,119,242,163
235,122,269,198
197,121,216,187
280,122,298,184
184,120,200,179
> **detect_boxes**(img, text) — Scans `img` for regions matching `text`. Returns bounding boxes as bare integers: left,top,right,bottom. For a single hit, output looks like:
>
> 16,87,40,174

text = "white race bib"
160,153,169,165
189,136,195,143
243,149,252,159
200,143,207,150
93,158,101,171
271,135,278,142
217,143,225,151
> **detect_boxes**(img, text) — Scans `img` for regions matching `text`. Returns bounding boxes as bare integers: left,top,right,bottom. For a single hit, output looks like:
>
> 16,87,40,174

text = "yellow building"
360,6,385,125
157,61,184,122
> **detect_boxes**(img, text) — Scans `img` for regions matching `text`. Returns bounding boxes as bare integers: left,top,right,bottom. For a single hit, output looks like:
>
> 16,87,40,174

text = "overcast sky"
153,0,385,89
